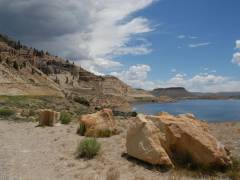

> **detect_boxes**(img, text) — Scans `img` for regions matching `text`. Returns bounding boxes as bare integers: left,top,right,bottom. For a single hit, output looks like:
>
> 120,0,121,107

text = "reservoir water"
133,99,240,122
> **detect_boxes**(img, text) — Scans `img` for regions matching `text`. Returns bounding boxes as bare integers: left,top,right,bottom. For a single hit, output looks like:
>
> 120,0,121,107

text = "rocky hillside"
0,34,154,110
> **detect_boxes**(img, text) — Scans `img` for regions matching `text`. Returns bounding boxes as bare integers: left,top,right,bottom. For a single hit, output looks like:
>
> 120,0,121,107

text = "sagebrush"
76,138,101,159
60,112,72,124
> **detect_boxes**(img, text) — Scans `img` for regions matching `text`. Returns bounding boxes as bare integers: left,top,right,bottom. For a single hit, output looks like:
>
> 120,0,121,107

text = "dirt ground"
0,118,239,180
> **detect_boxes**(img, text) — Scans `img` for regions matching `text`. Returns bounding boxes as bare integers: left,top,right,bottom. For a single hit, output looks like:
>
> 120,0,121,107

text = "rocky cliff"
0,34,154,110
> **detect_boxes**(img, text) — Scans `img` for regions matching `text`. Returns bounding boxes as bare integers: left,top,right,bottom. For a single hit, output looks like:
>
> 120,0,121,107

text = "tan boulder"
145,113,232,168
148,112,209,134
38,109,60,126
79,108,117,137
165,122,232,168
126,114,173,167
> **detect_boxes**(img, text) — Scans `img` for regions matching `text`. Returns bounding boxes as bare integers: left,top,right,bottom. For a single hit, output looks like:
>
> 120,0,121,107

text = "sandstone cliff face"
0,35,153,109
0,42,64,97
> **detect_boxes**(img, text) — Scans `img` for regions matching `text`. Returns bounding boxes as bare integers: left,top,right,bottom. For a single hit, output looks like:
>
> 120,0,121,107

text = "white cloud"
189,42,211,48
0,0,156,74
111,64,157,89
189,36,198,39
236,40,240,49
178,35,186,39
79,58,123,75
232,40,240,66
114,66,240,92
156,73,240,92
232,52,240,66
178,35,198,40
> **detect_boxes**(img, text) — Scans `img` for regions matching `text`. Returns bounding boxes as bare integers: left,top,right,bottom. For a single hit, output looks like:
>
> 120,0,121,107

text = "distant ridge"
151,87,240,100
151,87,195,99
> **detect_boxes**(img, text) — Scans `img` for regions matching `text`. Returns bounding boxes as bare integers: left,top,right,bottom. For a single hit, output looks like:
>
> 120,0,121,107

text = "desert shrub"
29,109,35,116
77,122,86,136
74,108,88,116
60,112,72,124
0,108,15,117
96,129,112,137
131,111,138,117
227,157,240,180
112,111,137,117
73,97,90,106
76,138,101,159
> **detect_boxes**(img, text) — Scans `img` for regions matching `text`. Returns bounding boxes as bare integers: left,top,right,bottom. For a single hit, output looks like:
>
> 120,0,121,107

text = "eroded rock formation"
126,112,232,169
126,114,174,167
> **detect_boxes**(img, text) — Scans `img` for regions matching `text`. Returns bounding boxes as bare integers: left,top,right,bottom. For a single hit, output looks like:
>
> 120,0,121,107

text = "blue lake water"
133,100,240,122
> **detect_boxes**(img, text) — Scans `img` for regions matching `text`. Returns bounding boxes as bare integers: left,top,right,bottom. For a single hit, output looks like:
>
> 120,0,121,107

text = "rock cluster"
126,112,232,169
79,109,117,137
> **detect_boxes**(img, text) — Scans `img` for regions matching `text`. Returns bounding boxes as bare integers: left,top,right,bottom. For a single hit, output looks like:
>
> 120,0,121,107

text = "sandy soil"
0,119,239,180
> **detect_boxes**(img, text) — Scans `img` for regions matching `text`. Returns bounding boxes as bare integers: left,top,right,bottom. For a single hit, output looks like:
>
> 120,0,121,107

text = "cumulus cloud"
232,52,240,66
159,73,240,92
0,0,155,74
189,42,211,48
111,64,157,89
113,66,240,92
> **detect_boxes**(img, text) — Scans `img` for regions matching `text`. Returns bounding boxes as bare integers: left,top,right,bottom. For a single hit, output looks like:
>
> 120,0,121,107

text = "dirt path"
0,120,169,180
0,120,80,180
0,119,239,180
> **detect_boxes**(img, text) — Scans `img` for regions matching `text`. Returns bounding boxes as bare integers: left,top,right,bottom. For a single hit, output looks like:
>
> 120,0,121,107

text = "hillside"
0,34,154,110
152,86,240,100
151,87,195,99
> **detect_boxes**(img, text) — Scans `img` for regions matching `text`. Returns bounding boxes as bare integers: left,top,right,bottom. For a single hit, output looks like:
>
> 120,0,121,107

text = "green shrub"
96,129,112,137
60,112,72,124
77,123,86,136
29,109,35,116
73,97,90,106
76,138,101,159
0,108,15,117
131,111,138,117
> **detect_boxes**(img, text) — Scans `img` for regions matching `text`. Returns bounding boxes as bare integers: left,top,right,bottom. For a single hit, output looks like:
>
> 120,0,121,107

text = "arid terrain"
0,35,240,180
0,116,239,180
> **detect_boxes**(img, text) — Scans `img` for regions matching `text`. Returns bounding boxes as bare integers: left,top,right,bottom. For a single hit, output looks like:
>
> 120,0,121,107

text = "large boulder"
79,109,117,137
126,114,174,167
165,122,232,168
126,112,232,169
38,109,60,126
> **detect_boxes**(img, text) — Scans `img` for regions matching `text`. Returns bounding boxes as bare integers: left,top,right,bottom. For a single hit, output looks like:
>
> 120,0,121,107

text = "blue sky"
0,0,239,92
116,0,240,86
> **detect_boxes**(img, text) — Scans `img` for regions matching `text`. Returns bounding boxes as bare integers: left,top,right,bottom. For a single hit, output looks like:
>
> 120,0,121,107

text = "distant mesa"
151,87,195,99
